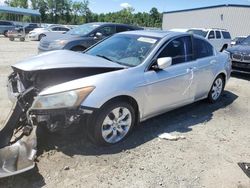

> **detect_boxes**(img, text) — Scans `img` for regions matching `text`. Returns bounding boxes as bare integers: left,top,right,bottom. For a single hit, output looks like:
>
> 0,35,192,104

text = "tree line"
1,0,162,28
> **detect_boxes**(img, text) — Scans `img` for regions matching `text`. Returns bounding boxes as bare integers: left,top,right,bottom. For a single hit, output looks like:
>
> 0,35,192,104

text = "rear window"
222,31,231,39
187,29,207,38
116,26,132,33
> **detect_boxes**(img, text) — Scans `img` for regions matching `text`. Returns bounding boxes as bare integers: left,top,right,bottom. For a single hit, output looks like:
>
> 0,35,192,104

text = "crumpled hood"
12,50,125,71
227,45,250,54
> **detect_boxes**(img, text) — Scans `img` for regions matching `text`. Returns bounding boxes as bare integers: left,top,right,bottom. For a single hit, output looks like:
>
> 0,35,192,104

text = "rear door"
207,30,220,51
215,30,223,51
193,37,216,99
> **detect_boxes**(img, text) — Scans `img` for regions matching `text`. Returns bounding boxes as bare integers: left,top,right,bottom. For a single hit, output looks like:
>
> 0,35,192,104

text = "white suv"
170,28,232,52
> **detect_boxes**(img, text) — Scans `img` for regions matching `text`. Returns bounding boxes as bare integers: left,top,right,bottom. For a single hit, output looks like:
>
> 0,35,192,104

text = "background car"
0,20,15,37
227,35,250,73
29,25,70,41
170,28,232,52
22,23,40,34
38,22,143,52
231,36,247,46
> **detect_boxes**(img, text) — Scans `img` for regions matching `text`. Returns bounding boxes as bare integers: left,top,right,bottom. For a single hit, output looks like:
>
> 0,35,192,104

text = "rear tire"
9,37,14,41
20,37,25,42
88,101,136,146
207,75,225,103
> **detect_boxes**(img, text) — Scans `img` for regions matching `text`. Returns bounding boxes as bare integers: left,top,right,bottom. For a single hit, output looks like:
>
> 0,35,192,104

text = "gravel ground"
0,37,250,188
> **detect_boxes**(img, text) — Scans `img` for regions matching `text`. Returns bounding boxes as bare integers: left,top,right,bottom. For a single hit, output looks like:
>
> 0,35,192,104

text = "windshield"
187,29,208,38
240,36,250,45
85,34,160,67
66,23,100,35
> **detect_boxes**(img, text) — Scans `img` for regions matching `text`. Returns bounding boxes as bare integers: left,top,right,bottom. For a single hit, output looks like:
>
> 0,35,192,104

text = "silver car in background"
0,30,231,178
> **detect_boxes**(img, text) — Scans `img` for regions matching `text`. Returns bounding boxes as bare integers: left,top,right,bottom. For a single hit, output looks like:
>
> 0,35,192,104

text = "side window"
194,37,214,59
1,21,8,25
97,26,115,37
216,31,221,39
222,31,231,39
60,27,69,31
51,27,58,31
208,31,215,39
158,36,193,65
116,26,131,33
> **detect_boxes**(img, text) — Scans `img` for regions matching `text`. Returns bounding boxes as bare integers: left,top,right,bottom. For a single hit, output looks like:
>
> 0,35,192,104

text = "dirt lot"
0,37,250,188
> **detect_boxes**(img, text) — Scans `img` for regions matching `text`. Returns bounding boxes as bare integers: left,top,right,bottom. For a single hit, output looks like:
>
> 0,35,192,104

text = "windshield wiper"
96,54,132,67
96,54,115,62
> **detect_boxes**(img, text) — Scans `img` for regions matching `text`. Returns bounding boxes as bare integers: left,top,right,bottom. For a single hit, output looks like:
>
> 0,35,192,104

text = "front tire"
207,75,225,103
88,101,136,146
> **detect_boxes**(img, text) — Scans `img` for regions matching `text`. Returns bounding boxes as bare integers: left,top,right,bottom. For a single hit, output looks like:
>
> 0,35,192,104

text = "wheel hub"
101,107,132,143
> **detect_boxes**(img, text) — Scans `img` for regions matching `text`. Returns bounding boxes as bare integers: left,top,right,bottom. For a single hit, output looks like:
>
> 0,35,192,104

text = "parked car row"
38,22,143,52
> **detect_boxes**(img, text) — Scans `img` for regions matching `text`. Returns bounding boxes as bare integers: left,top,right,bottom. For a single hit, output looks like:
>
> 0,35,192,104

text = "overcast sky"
1,0,250,13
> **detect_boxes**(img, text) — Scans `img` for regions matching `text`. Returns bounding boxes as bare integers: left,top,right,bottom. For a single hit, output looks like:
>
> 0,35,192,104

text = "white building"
162,4,250,38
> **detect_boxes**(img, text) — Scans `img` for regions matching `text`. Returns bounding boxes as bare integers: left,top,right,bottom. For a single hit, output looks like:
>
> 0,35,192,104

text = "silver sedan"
0,30,231,177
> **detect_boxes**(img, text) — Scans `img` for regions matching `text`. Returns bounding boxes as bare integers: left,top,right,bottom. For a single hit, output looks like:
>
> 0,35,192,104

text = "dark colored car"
0,20,15,37
22,23,40,34
38,22,143,52
231,36,247,46
227,36,250,73
8,23,40,34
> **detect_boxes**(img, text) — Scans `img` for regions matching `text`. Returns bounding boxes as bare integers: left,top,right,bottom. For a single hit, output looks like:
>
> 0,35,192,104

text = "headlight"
31,86,95,110
48,40,67,49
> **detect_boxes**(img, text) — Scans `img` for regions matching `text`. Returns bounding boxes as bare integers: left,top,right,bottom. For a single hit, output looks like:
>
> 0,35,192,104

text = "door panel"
195,57,215,99
193,37,217,99
143,61,197,118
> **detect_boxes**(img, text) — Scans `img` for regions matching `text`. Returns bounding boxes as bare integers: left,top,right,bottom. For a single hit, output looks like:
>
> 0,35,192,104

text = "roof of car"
80,22,141,28
120,30,177,38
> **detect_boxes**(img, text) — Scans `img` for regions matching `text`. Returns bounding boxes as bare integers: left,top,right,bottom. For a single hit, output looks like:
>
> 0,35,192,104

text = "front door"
143,36,197,118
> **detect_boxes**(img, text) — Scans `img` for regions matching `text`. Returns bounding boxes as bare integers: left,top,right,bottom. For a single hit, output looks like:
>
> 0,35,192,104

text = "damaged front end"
0,70,94,178
0,72,38,178
0,51,124,178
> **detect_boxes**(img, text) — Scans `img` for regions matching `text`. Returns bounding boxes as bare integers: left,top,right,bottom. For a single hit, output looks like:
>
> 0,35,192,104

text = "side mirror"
94,32,103,39
155,57,172,70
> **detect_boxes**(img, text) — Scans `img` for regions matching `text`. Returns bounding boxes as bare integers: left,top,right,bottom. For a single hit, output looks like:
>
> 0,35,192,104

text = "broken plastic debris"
158,133,186,141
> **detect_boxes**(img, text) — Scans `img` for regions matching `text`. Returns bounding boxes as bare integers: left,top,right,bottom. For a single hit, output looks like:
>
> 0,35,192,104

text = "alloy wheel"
101,107,132,144
211,77,223,100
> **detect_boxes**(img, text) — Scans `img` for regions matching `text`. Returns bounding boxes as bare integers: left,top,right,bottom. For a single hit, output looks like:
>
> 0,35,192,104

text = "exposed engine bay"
0,66,122,178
